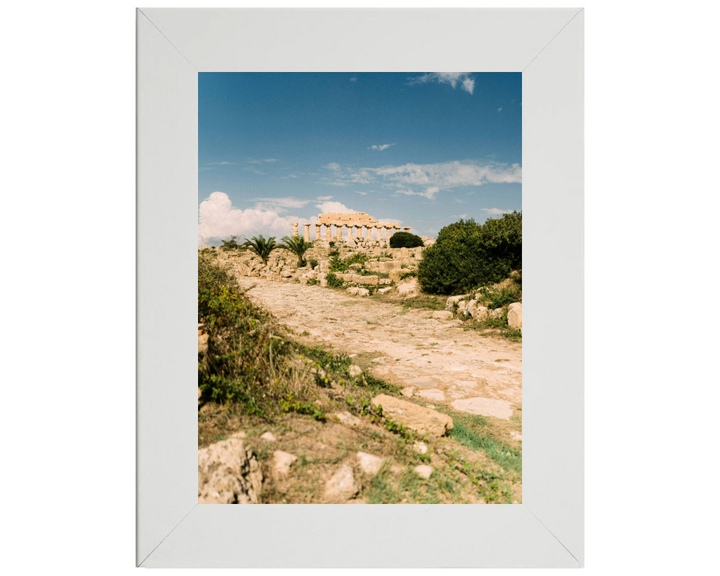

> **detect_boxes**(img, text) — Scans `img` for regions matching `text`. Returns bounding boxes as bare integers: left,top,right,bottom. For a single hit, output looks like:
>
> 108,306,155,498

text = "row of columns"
291,223,410,242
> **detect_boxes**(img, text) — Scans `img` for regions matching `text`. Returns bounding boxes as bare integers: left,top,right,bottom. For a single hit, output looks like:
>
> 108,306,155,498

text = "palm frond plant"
243,235,278,265
280,236,312,267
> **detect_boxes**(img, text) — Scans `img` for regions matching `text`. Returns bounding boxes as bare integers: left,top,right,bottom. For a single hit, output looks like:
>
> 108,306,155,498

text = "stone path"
238,279,522,418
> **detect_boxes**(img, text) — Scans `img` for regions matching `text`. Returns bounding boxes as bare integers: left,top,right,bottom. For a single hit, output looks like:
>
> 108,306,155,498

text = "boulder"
371,394,453,437
445,295,469,311
356,275,378,286
451,397,514,420
198,438,263,504
272,450,298,479
413,442,428,455
357,288,370,297
414,465,434,479
356,452,384,476
397,278,420,297
508,302,522,331
324,464,359,502
432,310,453,320
347,287,360,295
377,287,392,295
348,365,363,377
333,411,362,427
470,305,489,321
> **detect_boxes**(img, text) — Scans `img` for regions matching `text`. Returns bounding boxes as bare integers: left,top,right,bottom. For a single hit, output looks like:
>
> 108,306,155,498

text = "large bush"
417,212,522,295
389,231,424,249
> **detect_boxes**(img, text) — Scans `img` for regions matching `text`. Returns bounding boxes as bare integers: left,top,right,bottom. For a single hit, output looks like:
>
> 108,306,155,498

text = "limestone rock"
357,288,370,297
470,305,489,321
272,450,298,479
414,465,433,479
371,394,453,437
357,275,378,286
347,287,359,295
356,452,384,476
489,308,504,319
413,442,428,455
324,464,359,502
400,387,415,398
198,438,263,504
260,432,277,442
445,295,469,311
397,278,420,297
333,411,362,427
378,287,392,294
432,310,453,320
508,302,522,331
348,365,363,377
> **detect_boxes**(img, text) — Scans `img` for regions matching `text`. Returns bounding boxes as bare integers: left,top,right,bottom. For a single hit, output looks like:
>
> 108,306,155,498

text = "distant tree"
280,236,312,267
243,235,278,265
389,231,424,249
220,235,241,251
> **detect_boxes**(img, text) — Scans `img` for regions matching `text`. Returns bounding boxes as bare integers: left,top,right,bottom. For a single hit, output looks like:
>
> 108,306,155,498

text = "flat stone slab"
451,397,514,420
416,388,446,402
403,375,439,388
372,394,453,437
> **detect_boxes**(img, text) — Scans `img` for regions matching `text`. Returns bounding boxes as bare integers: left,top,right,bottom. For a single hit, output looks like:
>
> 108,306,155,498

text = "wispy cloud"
243,168,265,175
497,107,503,112
204,161,237,166
368,143,395,151
354,191,368,196
247,158,278,164
320,160,521,199
408,72,475,95
252,196,311,213
316,195,333,201
349,77,357,82
482,207,513,216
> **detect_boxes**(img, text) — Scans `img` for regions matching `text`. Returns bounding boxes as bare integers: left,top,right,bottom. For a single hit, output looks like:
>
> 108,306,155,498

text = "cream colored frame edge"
137,8,583,568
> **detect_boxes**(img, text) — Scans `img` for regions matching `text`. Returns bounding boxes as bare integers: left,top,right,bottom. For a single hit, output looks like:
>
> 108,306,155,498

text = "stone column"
291,222,299,238
393,225,400,236
336,224,343,242
326,224,332,241
403,227,410,233
303,223,310,242
387,226,394,238
315,223,321,240
366,225,372,239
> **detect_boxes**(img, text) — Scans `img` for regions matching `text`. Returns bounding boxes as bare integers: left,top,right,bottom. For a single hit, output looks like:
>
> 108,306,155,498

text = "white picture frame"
137,7,583,568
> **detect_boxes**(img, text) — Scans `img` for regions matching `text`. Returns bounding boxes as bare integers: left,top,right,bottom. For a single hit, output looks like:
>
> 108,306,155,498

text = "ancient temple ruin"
291,212,410,242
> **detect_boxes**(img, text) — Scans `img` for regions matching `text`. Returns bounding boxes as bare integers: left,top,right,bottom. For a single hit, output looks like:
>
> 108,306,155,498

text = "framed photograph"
137,8,583,568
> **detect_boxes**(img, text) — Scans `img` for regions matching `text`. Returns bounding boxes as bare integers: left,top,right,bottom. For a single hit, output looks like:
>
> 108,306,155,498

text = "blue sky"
198,72,521,246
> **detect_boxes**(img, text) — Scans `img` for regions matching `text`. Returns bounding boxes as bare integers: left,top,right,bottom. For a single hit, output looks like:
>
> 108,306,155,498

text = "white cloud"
316,195,333,200
198,192,296,246
482,207,513,216
315,201,355,214
243,168,265,174
408,72,476,94
497,107,503,112
247,158,277,164
349,77,357,82
204,161,237,166
324,162,341,172
394,187,439,200
368,143,395,151
354,191,368,195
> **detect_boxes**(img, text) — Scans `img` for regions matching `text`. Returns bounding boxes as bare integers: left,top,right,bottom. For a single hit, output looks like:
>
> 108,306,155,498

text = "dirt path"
238,278,522,419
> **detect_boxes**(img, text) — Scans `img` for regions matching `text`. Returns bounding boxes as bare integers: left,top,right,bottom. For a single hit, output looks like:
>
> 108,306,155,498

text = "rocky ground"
237,278,522,415
198,245,522,505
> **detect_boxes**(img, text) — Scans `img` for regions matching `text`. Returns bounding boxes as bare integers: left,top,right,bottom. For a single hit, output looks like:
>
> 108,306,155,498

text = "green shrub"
325,272,344,288
418,213,521,295
389,231,424,249
220,235,242,251
309,258,318,269
198,253,293,413
329,253,369,272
